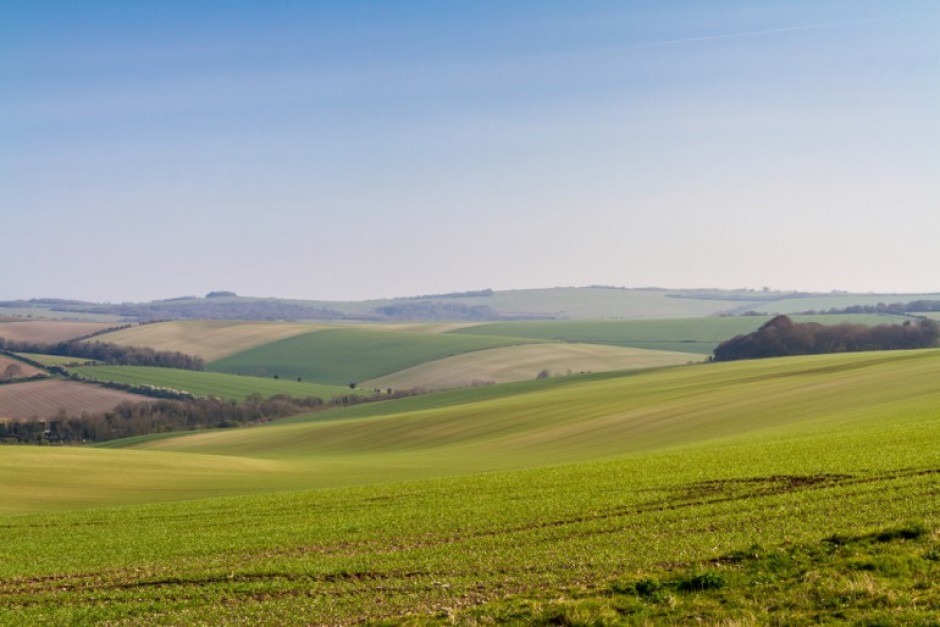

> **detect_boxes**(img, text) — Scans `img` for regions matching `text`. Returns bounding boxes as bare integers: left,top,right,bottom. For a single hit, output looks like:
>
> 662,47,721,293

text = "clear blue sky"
4,1,938,301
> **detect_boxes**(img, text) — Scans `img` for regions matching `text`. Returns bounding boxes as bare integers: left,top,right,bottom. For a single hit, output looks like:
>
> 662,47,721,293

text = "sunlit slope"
207,328,545,385
5,349,940,515
453,314,910,354
68,365,358,401
0,447,305,514
93,320,323,361
1,372,939,622
362,343,701,390
140,349,940,468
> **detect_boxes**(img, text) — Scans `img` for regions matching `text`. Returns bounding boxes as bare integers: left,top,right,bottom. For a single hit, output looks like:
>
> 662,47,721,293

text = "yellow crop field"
363,342,701,390
93,320,326,361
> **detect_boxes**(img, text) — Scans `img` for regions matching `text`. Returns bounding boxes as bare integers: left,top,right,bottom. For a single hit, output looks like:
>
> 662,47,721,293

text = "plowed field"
0,321,116,344
0,380,146,420
0,356,44,380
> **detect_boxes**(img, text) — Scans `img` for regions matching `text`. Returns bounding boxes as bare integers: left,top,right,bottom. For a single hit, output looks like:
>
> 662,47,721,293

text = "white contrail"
630,13,928,50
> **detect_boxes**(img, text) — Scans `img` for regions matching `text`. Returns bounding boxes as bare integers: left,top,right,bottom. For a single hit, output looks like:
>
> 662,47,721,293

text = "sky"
3,1,938,302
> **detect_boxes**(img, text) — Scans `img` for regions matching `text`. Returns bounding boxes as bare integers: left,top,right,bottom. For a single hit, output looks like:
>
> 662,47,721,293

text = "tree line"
0,388,423,445
712,315,940,362
0,394,324,444
794,299,940,316
0,338,204,370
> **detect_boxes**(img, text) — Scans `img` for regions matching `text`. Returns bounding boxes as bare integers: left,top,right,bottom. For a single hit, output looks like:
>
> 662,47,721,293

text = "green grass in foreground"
454,314,911,354
1,349,938,622
67,365,358,401
207,327,543,385
0,416,937,623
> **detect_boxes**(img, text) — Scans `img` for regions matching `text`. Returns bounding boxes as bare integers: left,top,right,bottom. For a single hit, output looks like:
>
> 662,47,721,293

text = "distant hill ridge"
1,287,938,322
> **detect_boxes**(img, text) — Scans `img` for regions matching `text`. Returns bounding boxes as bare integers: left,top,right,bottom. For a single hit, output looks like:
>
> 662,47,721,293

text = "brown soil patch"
0,321,116,344
0,356,45,380
0,380,147,420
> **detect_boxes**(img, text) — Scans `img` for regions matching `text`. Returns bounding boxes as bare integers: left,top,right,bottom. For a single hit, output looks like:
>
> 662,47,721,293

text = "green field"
0,349,939,622
453,314,910,354
92,320,324,361
16,353,100,367
68,365,358,401
208,327,544,385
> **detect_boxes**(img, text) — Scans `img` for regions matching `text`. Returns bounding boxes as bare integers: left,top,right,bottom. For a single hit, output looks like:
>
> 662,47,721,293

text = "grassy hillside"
453,314,910,354
208,328,544,385
204,288,753,319
92,320,323,361
0,349,938,621
415,287,745,319
362,343,700,390
15,353,100,367
68,366,359,401
141,349,940,472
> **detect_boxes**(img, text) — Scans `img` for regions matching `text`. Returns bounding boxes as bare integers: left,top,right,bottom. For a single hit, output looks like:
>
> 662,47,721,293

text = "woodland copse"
713,315,939,361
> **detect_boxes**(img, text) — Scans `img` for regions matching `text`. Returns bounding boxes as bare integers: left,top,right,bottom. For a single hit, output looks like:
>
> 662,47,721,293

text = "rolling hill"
8,287,938,322
362,342,700,390
207,328,545,385
1,349,938,622
451,313,905,354
68,366,360,402
91,320,323,361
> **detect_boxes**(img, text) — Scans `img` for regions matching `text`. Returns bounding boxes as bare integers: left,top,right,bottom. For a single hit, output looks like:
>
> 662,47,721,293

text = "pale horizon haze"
4,1,938,302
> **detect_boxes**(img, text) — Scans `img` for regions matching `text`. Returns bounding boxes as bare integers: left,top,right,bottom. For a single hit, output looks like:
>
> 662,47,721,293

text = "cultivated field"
0,321,117,343
0,380,147,420
208,328,544,385
363,342,700,390
454,314,909,354
69,365,361,402
92,320,323,361
334,321,485,333
15,353,100,367
0,349,938,622
0,355,45,380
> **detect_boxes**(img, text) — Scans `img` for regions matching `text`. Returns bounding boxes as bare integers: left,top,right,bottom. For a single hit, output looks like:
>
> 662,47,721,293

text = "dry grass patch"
364,342,701,391
94,320,325,361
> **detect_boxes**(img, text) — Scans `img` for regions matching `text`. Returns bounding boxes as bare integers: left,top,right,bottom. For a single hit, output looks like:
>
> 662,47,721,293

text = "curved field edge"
451,314,913,354
0,320,117,343
11,348,930,511
0,414,937,623
207,328,547,385
67,365,358,401
361,342,701,391
136,349,940,464
0,380,148,421
90,320,325,361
